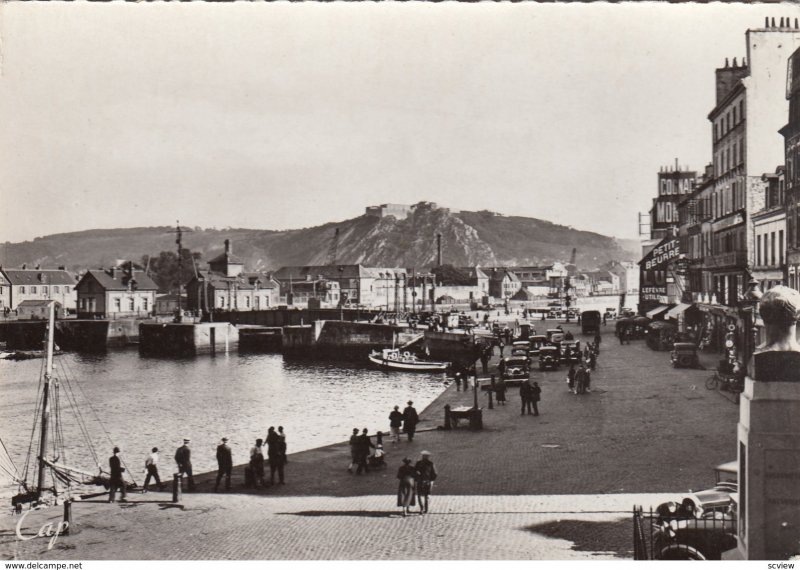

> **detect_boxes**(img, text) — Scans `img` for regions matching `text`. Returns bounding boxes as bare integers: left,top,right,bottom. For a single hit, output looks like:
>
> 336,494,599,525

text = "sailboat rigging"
9,302,138,510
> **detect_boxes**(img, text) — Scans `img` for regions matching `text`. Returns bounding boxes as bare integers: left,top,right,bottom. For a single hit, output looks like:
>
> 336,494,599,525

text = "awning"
666,303,691,320
646,305,670,319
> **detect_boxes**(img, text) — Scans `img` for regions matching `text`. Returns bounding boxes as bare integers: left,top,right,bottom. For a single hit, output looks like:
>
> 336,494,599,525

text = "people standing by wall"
250,438,266,487
355,428,375,475
415,451,438,515
267,426,285,485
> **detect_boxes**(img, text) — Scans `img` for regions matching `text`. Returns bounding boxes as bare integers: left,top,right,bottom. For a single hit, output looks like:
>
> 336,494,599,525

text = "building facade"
509,263,568,297
185,241,280,314
0,267,77,314
75,265,158,319
782,45,800,290
751,168,786,291
650,163,698,241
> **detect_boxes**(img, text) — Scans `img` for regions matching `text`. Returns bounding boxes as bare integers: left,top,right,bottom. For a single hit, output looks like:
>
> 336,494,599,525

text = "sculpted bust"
750,285,800,382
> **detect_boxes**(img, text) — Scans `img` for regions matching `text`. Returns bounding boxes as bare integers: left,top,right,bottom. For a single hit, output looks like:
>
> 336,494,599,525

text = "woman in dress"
396,458,417,517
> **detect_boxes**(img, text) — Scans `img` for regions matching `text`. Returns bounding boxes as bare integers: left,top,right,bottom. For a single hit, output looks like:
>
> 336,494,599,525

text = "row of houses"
638,19,800,353
0,243,639,319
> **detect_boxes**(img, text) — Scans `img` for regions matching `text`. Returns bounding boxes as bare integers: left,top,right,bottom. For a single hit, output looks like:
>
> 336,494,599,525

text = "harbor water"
0,349,448,495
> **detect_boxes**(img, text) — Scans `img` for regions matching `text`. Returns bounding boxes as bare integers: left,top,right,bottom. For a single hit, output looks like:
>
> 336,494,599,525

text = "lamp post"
739,277,763,367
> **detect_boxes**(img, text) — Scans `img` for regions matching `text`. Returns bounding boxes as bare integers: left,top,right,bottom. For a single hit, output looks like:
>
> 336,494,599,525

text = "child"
369,444,386,469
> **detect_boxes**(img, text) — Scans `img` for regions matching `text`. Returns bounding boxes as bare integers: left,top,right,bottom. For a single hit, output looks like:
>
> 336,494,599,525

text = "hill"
0,204,640,273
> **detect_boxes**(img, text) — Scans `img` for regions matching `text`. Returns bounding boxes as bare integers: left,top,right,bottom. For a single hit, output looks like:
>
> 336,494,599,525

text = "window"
780,230,784,266
53,286,59,294
771,232,776,266
245,297,250,308
114,298,121,312
128,298,135,311
219,296,225,307
757,235,762,266
30,286,37,294
42,286,48,295
733,106,737,125
143,298,149,311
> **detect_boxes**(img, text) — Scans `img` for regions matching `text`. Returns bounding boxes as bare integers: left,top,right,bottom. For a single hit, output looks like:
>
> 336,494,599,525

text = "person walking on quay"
567,364,577,393
267,427,286,485
396,458,417,517
108,446,127,503
175,438,195,491
589,350,597,371
498,340,505,358
480,349,489,375
594,332,602,353
519,379,533,415
584,367,592,393
575,364,587,395
215,437,233,492
403,401,419,442
347,428,360,472
389,407,403,444
355,428,375,475
530,382,542,416
619,327,626,345
454,372,462,392
143,446,163,492
494,375,507,406
250,438,266,487
603,313,607,326
415,451,438,515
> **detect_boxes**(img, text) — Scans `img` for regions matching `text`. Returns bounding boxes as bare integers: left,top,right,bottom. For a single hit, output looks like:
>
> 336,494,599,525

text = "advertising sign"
639,237,681,301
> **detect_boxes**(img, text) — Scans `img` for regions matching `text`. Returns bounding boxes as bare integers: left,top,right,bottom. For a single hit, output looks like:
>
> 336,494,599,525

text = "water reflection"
0,349,447,492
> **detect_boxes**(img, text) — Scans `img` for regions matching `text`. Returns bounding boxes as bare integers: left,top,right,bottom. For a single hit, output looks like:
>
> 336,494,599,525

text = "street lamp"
739,277,764,367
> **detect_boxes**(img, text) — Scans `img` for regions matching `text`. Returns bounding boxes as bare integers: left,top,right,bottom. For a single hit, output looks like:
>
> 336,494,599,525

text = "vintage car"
510,347,529,358
499,356,530,381
528,335,548,357
671,342,700,368
538,345,561,370
604,307,618,319
512,340,531,351
546,328,565,344
620,307,636,318
650,483,738,560
559,339,582,363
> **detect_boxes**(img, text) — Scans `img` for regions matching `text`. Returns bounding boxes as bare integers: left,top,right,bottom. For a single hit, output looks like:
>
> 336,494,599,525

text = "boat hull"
368,353,448,372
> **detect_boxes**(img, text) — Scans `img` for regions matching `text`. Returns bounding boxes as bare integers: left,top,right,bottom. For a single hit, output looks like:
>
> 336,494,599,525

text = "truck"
581,310,602,335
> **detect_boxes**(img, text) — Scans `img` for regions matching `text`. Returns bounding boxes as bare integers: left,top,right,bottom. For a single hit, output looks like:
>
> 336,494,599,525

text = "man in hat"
415,450,438,514
143,446,163,492
403,401,419,442
108,446,127,503
215,437,233,492
389,406,403,444
175,438,195,491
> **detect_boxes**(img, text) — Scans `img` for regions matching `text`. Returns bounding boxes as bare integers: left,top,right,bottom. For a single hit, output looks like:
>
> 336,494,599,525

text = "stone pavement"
1,492,675,560
0,318,739,560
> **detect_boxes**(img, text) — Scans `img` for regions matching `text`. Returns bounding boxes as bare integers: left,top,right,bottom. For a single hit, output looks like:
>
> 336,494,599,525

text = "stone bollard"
444,404,452,430
487,388,494,410
469,407,483,431
172,473,182,503
62,500,72,536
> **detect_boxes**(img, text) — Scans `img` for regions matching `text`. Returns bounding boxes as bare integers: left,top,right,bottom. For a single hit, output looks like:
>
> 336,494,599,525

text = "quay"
0,318,738,560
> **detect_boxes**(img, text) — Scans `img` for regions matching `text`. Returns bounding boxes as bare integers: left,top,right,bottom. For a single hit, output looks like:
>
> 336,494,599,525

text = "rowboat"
368,348,448,372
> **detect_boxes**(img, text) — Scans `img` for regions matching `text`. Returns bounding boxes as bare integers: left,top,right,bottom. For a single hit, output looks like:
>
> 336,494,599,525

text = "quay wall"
282,320,417,359
2,319,157,351
424,330,487,367
139,322,239,356
209,308,382,327
237,326,282,352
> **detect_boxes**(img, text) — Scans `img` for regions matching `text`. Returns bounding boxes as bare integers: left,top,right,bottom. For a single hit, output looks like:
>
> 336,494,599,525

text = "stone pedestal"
735,376,800,559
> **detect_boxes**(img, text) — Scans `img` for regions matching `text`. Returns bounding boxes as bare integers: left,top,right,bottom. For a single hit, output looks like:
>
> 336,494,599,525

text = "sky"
0,2,793,244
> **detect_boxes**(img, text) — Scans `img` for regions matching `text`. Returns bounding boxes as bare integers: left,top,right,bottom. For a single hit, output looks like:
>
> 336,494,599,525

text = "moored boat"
368,348,448,372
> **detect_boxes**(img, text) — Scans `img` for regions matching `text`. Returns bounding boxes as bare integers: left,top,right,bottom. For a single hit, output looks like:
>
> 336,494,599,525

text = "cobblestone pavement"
1,492,674,560
0,319,738,560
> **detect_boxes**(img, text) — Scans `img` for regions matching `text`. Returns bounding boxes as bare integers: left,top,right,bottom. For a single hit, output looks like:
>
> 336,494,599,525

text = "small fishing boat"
368,348,449,372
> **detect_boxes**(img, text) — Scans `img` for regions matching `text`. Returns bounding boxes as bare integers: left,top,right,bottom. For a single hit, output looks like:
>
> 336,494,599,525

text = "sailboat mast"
36,301,56,497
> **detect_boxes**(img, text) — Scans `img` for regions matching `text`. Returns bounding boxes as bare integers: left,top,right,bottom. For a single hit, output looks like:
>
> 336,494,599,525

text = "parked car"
650,483,738,560
511,347,529,358
560,339,582,363
581,310,602,335
604,307,618,319
528,335,548,357
620,307,636,318
538,345,560,370
512,340,531,352
546,328,565,344
671,342,699,368
499,356,530,380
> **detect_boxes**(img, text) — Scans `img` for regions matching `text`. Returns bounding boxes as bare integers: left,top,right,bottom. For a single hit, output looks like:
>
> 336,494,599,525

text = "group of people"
518,378,542,415
396,450,438,517
566,338,600,395
247,427,288,488
346,400,420,476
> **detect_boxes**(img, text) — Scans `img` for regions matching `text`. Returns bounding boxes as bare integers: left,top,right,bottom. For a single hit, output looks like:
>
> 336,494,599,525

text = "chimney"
224,239,231,255
111,267,118,279
436,233,442,267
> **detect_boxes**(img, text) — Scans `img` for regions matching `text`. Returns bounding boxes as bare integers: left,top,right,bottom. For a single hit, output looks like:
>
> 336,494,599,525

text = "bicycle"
705,371,743,403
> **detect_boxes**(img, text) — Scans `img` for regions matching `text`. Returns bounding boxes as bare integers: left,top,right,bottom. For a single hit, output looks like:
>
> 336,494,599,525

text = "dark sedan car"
538,345,560,370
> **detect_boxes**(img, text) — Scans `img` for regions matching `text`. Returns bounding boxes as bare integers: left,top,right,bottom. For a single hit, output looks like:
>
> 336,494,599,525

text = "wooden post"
487,387,494,409
444,404,452,430
172,473,182,503
62,500,72,535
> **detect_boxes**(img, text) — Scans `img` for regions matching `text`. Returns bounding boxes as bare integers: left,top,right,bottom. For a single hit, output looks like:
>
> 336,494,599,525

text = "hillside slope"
1,205,639,272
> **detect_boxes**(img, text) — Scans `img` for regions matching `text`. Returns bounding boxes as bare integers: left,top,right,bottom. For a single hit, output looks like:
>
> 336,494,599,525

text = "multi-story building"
650,162,698,241
752,167,786,291
0,266,77,314
487,268,521,300
705,22,800,308
509,263,569,297
782,45,800,289
75,264,158,319
185,240,280,314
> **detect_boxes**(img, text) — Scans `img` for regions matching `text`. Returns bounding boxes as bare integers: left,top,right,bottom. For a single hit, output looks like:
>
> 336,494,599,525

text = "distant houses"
0,266,77,315
75,264,158,319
